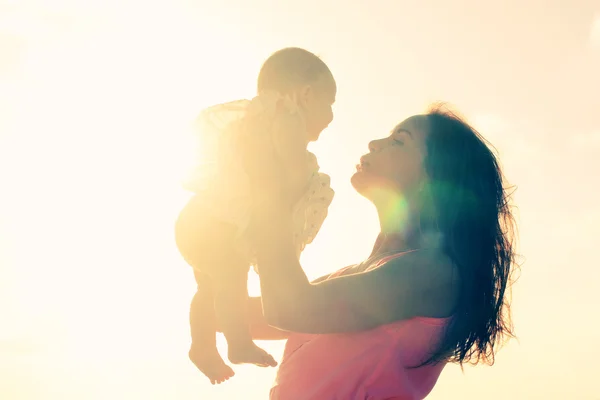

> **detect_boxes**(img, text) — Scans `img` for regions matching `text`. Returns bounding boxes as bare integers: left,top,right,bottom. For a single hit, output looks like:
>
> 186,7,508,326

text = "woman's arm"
214,273,337,340
253,208,457,334
246,297,291,340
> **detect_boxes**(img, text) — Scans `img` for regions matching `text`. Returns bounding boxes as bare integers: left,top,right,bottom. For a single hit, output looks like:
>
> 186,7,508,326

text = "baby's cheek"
322,106,333,125
314,113,331,135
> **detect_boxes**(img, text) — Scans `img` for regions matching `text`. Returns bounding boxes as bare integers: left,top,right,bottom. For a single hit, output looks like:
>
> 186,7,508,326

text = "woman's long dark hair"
418,104,517,367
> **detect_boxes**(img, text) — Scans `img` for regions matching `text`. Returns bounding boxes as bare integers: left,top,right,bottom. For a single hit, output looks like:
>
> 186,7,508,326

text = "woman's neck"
373,200,441,257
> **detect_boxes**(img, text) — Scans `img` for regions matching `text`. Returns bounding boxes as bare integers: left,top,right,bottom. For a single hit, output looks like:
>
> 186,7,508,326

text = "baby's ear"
296,84,313,106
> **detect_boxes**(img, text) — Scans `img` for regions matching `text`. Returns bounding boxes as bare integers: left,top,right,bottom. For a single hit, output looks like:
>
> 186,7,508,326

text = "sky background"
1,0,599,399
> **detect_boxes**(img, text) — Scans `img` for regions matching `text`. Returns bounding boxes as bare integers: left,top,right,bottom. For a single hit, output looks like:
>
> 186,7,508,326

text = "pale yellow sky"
1,1,599,399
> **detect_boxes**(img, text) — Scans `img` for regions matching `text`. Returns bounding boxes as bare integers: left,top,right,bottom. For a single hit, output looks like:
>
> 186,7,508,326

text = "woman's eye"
393,138,404,145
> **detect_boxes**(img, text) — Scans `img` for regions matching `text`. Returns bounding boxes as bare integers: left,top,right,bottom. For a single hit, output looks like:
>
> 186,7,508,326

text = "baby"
175,47,336,384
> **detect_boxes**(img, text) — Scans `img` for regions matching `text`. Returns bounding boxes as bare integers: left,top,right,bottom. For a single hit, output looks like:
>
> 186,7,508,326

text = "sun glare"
2,1,597,400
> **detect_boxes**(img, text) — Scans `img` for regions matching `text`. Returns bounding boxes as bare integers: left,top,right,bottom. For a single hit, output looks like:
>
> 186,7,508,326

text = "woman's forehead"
394,115,429,140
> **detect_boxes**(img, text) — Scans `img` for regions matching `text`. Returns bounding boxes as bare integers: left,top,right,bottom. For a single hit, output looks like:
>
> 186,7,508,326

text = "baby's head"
257,47,336,142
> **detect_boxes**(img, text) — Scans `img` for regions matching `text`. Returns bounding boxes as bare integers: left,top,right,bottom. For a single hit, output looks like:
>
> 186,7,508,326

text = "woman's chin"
351,172,401,201
351,171,374,195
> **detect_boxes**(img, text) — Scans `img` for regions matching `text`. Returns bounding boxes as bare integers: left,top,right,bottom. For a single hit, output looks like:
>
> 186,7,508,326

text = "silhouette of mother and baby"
174,47,517,399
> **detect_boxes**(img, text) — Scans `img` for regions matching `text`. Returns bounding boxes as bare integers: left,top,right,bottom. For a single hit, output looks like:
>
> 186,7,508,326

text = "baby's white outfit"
183,92,334,266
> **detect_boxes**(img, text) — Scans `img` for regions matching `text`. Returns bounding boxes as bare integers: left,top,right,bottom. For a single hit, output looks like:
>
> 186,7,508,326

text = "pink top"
270,253,452,400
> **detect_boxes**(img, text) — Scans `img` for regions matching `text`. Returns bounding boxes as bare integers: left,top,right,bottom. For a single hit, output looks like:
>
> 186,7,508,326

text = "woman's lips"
356,156,370,171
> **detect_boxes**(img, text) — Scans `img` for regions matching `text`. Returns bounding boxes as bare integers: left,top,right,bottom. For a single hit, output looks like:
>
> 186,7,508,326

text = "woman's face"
351,116,429,200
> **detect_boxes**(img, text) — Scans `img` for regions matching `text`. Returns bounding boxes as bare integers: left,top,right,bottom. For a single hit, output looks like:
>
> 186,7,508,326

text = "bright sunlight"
1,1,599,399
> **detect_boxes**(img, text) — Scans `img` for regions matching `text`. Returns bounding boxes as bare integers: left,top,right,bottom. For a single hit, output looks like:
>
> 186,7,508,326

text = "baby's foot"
228,341,278,367
189,345,235,385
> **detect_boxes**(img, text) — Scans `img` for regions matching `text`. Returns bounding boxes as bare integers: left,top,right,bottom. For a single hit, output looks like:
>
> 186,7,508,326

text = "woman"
214,105,517,398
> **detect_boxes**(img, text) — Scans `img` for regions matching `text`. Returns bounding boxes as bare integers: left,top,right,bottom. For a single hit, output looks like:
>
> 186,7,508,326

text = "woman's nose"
368,139,382,153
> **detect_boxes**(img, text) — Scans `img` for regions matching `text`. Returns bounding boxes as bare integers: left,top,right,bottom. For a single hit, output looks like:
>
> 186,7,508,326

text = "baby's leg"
211,256,277,368
175,198,235,384
188,270,235,384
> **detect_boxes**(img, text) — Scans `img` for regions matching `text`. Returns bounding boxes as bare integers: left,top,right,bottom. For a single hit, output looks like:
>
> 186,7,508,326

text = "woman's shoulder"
324,249,450,278
321,248,458,283
350,248,458,319
386,249,459,318
368,247,454,273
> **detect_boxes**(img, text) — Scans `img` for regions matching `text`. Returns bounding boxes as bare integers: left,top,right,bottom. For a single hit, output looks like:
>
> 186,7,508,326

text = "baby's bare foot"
228,341,278,367
189,345,235,385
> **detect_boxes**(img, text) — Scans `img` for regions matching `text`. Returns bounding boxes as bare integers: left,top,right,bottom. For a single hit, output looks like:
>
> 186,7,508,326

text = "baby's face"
299,74,336,142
